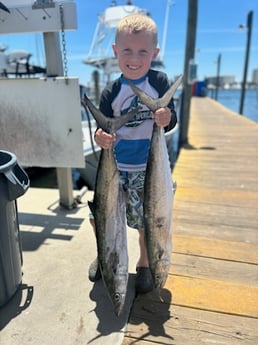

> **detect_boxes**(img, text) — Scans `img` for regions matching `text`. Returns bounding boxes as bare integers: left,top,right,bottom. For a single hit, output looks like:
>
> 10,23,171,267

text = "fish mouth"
154,274,167,289
152,259,171,288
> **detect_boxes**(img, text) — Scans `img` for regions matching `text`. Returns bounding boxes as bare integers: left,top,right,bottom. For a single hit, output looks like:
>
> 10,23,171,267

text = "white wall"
0,77,85,168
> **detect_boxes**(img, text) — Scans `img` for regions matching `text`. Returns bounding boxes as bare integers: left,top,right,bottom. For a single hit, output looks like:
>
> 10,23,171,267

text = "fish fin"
82,94,108,131
83,94,141,133
159,74,183,108
129,83,158,112
130,74,183,111
0,2,10,13
111,107,141,132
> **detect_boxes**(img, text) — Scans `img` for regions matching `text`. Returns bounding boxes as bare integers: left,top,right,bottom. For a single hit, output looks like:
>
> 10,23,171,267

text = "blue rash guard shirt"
99,69,177,172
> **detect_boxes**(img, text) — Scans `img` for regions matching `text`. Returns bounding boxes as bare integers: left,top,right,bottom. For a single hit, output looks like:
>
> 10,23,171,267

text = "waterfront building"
205,75,236,88
252,69,258,85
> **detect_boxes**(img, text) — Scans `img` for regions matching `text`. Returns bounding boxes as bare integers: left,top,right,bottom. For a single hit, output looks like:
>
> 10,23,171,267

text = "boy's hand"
153,107,171,127
94,128,116,149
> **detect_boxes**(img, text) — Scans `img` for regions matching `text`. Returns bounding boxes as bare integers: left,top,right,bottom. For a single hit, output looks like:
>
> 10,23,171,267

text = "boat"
0,44,46,77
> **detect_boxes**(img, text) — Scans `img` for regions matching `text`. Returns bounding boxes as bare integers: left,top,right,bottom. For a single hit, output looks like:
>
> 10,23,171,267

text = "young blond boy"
89,13,177,293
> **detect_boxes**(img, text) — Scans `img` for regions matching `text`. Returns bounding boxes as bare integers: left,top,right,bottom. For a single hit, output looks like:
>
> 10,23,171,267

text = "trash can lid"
0,150,17,174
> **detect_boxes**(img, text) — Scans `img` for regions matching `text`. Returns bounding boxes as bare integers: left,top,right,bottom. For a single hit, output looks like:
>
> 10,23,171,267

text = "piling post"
179,0,198,147
239,11,253,115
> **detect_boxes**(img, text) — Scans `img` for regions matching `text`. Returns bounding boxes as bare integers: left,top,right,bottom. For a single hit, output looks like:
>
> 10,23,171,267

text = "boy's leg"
135,229,154,294
124,171,154,293
137,229,149,268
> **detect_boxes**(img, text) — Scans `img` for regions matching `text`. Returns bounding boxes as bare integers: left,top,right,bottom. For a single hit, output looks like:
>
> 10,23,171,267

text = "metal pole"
214,53,221,101
239,11,253,115
160,0,172,61
179,0,198,147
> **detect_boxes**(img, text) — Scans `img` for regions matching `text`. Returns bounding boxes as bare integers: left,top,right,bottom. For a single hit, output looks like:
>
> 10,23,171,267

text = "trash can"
0,150,29,306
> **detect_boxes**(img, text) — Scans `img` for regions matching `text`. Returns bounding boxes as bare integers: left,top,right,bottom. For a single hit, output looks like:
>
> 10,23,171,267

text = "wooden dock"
122,97,258,345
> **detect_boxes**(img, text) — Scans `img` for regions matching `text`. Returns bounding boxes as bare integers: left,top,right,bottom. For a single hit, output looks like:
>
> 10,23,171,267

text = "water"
208,89,258,123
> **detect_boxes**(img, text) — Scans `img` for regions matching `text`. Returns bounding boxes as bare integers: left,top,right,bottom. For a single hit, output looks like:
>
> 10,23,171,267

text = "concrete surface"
0,187,139,345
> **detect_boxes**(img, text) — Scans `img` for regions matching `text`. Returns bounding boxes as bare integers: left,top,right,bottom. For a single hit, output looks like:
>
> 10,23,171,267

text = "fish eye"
114,293,120,301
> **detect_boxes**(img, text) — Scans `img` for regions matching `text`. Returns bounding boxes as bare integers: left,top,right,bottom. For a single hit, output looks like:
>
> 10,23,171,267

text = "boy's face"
112,30,159,80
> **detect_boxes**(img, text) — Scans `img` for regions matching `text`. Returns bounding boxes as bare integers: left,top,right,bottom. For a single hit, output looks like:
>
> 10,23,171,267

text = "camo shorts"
119,171,145,231
88,170,145,231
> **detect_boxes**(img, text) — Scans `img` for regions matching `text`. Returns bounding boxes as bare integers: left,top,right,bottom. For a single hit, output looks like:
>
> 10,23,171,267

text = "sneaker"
135,267,154,294
88,258,101,282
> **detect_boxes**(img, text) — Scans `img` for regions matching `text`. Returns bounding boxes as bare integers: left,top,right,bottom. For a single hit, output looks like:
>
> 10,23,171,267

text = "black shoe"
88,258,101,282
135,267,154,294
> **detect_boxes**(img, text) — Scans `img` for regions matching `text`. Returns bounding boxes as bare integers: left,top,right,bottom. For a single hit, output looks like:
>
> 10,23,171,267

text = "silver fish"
83,95,140,316
129,75,182,288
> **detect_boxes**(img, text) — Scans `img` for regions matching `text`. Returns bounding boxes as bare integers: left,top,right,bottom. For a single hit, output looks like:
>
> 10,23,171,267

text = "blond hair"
115,14,158,46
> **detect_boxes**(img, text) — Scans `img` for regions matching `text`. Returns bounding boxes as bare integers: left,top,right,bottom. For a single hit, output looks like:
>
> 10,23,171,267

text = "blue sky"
1,0,258,85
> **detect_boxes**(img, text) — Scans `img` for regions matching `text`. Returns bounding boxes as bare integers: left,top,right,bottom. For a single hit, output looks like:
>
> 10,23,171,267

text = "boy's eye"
122,49,148,56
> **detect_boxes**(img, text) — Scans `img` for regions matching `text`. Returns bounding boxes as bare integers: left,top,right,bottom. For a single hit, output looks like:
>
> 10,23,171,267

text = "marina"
1,1,258,344
210,88,258,123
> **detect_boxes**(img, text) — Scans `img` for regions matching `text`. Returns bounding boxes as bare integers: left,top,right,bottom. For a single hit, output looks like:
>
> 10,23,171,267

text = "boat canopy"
101,5,147,28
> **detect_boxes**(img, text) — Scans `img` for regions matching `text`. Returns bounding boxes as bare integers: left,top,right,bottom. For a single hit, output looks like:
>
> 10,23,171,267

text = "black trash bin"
0,150,29,306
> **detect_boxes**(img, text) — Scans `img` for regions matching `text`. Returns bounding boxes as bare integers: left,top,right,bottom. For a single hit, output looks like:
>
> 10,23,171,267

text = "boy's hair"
115,13,158,46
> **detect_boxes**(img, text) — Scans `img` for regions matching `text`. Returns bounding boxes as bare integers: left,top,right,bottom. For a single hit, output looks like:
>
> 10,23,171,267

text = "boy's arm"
148,70,178,132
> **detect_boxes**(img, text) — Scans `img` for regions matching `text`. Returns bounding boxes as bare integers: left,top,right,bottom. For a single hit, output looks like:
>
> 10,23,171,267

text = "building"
205,75,236,88
252,69,258,85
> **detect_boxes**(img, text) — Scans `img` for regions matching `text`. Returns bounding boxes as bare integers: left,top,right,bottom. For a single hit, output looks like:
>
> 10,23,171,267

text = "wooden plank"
174,187,258,206
124,302,258,345
171,253,258,285
173,235,258,264
122,98,258,345
165,274,258,318
173,222,258,243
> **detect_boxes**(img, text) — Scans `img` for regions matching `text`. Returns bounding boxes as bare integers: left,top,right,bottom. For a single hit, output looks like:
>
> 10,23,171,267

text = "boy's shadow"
88,274,136,343
126,288,174,343
89,274,173,344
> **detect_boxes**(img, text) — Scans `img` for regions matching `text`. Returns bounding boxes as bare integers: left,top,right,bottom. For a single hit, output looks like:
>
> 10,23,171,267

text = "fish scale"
143,123,174,288
83,94,140,316
129,75,182,288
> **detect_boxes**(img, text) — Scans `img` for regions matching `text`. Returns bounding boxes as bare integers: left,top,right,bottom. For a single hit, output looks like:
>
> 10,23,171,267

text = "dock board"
122,97,258,345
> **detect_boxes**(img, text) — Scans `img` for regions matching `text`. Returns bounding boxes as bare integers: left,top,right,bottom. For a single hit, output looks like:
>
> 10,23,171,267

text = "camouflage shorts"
89,171,145,231
119,171,145,231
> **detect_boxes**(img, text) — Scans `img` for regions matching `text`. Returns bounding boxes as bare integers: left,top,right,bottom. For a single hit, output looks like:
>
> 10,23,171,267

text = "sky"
1,0,258,86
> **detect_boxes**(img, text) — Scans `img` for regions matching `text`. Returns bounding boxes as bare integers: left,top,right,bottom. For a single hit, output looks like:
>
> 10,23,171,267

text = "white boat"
0,45,46,77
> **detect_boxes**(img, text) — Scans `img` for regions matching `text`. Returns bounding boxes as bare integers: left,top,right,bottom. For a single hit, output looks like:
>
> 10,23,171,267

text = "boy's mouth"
127,65,141,71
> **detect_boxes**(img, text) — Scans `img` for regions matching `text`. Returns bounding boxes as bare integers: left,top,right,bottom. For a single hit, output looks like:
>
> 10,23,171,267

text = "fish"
0,2,10,13
82,94,141,316
129,75,183,288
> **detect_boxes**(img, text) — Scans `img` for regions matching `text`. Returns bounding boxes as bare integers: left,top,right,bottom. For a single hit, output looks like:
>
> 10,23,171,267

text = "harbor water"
208,88,258,123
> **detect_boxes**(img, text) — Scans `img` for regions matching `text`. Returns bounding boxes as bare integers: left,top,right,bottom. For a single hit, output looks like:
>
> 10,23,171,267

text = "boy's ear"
112,44,118,57
152,48,160,60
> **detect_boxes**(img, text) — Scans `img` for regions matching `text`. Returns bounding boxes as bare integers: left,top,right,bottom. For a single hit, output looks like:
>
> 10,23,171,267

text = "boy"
89,13,177,294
